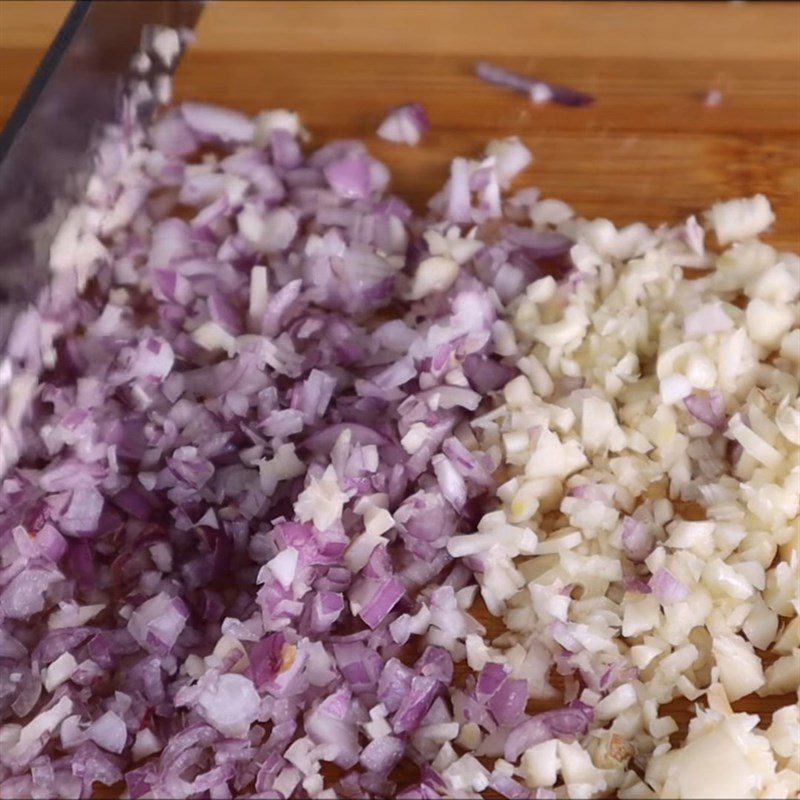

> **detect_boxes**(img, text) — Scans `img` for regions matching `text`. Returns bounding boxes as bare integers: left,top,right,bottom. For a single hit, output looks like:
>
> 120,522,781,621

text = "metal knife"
0,0,204,348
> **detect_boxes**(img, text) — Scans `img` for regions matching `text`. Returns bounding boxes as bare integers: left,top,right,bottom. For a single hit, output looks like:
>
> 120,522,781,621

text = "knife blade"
0,0,204,348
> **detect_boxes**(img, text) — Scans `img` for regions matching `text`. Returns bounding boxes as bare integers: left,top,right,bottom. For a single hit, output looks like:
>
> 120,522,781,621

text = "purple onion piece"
649,568,690,605
377,103,430,146
621,516,654,563
684,388,727,430
475,60,595,107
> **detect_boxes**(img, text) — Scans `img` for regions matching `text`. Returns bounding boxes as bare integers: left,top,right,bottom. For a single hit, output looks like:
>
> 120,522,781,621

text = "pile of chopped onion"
0,98,536,800
0,77,797,800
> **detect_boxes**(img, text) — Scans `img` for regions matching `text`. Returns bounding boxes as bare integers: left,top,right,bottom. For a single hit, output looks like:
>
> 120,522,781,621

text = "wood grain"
0,1,71,117
181,1,800,61
1,1,798,795
1,1,798,247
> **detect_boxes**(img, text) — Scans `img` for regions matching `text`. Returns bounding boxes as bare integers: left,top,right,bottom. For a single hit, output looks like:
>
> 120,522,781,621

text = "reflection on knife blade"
0,0,203,349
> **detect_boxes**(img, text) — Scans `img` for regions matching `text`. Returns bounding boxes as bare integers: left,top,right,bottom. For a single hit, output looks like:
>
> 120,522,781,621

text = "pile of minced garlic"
447,194,799,798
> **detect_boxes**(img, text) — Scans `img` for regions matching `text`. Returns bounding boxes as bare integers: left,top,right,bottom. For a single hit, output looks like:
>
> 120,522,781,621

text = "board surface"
1,0,798,791
2,2,799,253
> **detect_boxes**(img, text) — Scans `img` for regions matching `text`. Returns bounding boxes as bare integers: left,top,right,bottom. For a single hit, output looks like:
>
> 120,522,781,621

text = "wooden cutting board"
1,0,797,792
2,1,799,254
